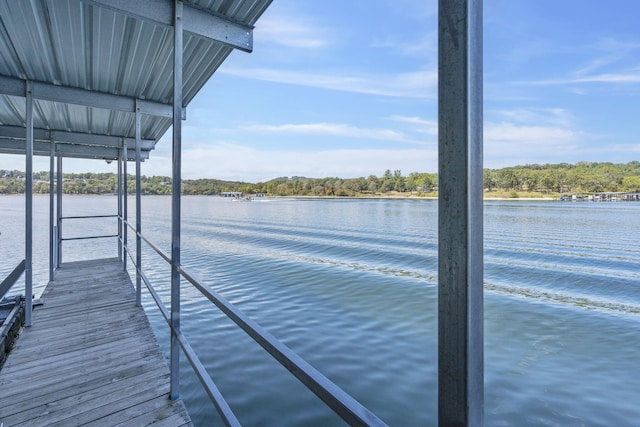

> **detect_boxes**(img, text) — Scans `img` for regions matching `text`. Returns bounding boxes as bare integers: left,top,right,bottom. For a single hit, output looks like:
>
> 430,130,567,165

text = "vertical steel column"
49,139,55,282
170,0,184,400
25,81,33,327
135,103,142,307
123,139,128,271
438,0,484,426
118,148,123,262
56,154,62,267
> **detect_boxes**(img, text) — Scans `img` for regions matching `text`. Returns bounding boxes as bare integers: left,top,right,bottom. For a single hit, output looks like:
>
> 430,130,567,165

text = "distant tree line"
1,161,639,196
482,161,640,194
252,170,437,196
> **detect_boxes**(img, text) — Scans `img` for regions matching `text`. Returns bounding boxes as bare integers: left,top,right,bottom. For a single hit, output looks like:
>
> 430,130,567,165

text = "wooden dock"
0,258,192,426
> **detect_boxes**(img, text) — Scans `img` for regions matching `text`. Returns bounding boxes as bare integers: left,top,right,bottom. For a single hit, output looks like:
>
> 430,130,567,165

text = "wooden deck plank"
11,315,151,345
24,305,144,333
0,258,192,426
3,324,154,366
0,341,162,395
40,380,172,427
0,351,165,408
90,395,194,427
6,371,171,426
2,367,169,420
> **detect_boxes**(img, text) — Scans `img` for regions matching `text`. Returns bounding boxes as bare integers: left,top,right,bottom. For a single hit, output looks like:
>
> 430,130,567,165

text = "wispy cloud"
257,16,331,49
485,123,578,144
483,107,584,166
575,38,640,75
219,67,436,98
506,37,640,87
389,115,438,135
488,108,574,128
240,122,424,144
514,72,640,86
371,31,437,58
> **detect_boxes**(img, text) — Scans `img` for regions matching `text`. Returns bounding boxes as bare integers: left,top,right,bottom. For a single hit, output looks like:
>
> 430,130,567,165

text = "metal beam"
49,138,55,282
84,0,254,52
123,140,128,272
0,125,155,150
56,155,62,267
50,131,155,150
25,81,33,327
438,0,484,426
170,0,184,401
118,151,123,264
135,102,142,307
0,74,175,118
0,138,149,160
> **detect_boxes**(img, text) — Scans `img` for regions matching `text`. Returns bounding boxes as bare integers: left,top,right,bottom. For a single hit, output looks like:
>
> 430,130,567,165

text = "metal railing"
0,259,26,302
59,215,119,242
122,218,387,426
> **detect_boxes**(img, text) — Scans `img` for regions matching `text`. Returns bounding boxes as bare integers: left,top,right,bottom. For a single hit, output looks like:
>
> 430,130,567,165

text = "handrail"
61,234,118,241
0,259,26,301
178,264,386,426
121,218,387,426
61,214,119,220
126,249,170,321
123,231,240,427
58,215,119,244
174,328,241,427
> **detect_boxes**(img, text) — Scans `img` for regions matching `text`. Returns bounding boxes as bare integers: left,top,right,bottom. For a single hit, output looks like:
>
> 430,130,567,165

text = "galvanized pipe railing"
0,259,26,301
124,249,242,425
123,223,242,427
59,215,119,243
122,219,387,426
61,214,119,219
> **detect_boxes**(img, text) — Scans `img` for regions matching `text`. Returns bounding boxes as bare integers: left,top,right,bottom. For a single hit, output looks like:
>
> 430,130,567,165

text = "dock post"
49,137,55,282
118,145,123,263
25,80,33,327
169,0,184,401
56,154,62,268
135,102,142,307
123,139,128,272
438,0,484,426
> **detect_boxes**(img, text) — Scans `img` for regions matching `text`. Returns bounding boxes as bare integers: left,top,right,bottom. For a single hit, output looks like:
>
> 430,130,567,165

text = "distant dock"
560,192,640,201
0,258,192,426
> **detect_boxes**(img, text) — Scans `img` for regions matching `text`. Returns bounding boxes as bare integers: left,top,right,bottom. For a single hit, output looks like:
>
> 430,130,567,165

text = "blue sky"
4,0,640,181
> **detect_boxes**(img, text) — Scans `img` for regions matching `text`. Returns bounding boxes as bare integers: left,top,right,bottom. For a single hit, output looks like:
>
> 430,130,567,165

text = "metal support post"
123,139,128,271
135,102,142,307
56,154,62,267
438,0,484,426
170,0,184,401
118,147,123,262
25,81,33,327
49,138,55,282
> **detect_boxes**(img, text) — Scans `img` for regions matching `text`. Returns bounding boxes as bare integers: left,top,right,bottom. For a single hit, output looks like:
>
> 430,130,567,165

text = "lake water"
1,195,639,426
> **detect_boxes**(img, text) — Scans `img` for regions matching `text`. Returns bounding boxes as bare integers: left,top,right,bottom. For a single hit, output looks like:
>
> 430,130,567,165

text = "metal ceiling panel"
0,0,273,159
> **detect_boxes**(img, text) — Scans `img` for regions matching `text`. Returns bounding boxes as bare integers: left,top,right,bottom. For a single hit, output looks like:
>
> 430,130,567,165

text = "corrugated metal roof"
0,0,272,160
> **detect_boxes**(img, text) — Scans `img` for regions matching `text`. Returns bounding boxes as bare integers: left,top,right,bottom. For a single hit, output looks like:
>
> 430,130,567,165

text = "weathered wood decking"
0,258,192,426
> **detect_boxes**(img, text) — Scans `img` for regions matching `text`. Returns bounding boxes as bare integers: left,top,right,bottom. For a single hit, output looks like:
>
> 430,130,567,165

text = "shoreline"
0,193,558,201
263,194,558,201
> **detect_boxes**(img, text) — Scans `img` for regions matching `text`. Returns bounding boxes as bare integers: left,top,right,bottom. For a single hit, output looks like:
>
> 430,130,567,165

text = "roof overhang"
85,0,255,52
0,0,273,161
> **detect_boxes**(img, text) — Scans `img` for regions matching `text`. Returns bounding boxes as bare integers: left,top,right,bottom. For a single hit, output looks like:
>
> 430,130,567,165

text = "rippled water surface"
2,196,639,426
